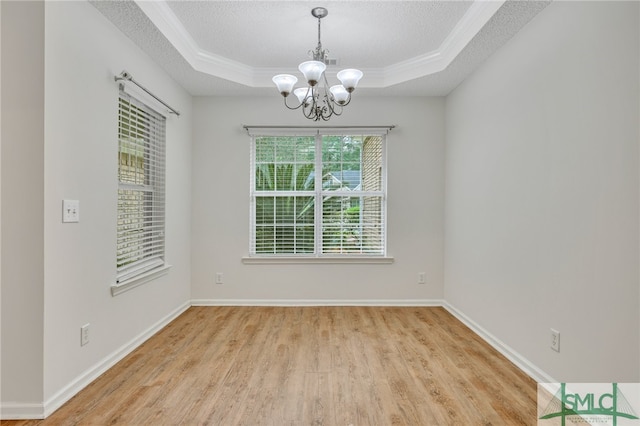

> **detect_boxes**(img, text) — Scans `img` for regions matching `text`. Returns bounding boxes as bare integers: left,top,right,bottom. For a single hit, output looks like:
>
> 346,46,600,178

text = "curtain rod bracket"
115,70,180,116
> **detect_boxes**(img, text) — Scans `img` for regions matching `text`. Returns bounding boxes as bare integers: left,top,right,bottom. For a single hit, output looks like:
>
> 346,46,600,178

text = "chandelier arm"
312,94,327,121
323,103,342,120
340,94,353,107
283,96,304,111
303,106,315,120
301,90,317,120
309,106,319,120
323,102,341,120
318,73,338,120
310,87,322,120
322,101,336,120
322,72,333,100
330,104,344,117
319,104,328,121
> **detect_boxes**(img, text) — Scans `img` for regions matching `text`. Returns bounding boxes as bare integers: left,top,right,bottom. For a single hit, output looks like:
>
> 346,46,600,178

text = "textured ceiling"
164,1,473,69
91,0,551,97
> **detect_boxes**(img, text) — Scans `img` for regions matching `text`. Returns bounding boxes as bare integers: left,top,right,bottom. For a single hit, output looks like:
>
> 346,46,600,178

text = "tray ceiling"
91,0,551,96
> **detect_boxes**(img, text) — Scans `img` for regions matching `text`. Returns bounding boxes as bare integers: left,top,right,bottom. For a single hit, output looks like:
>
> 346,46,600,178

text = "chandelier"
272,7,363,121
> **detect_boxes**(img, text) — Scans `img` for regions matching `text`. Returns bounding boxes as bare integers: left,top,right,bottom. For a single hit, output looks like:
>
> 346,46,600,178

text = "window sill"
111,264,172,296
242,256,394,265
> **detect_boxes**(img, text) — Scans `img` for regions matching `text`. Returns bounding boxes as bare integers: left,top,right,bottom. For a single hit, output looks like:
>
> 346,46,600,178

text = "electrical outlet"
418,272,426,284
81,324,90,346
215,272,223,284
550,329,560,352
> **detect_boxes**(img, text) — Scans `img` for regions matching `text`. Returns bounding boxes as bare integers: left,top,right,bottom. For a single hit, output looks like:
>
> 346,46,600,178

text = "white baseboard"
443,302,556,384
0,403,45,420
39,301,191,419
191,298,446,307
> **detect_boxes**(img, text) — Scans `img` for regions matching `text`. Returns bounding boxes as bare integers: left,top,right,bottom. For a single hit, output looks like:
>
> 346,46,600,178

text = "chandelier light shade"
272,74,298,96
272,7,363,121
298,61,327,86
336,69,364,92
329,85,349,105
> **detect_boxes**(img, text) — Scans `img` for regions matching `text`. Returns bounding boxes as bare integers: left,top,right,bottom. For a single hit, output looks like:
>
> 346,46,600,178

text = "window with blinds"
250,131,386,256
117,90,166,283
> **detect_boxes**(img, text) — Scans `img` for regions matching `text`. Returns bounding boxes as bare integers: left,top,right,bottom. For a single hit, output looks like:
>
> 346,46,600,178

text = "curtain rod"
243,125,395,130
115,70,180,116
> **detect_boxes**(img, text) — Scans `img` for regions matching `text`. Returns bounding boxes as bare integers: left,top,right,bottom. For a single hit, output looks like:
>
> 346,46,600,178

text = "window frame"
112,87,170,295
246,128,393,263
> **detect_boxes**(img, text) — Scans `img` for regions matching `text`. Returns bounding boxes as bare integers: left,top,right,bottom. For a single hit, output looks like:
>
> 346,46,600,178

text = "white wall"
2,0,193,416
1,1,45,409
41,0,192,407
191,96,445,303
0,0,3,409
445,1,639,382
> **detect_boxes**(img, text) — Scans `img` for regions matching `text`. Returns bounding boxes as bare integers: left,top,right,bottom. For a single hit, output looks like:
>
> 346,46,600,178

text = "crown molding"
383,0,505,86
135,0,254,85
135,0,505,89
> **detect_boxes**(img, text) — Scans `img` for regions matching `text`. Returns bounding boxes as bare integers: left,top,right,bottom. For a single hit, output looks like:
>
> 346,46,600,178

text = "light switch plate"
81,323,90,346
62,199,80,223
551,329,560,352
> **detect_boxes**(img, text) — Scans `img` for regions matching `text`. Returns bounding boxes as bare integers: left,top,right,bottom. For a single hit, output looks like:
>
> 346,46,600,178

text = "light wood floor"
5,306,537,425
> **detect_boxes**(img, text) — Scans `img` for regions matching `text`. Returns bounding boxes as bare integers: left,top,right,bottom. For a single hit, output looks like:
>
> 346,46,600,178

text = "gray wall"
1,0,45,408
1,1,193,416
191,96,446,303
445,1,639,382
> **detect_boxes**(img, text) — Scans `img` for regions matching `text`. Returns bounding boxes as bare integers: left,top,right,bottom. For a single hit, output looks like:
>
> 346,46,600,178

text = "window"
115,89,167,290
249,129,387,258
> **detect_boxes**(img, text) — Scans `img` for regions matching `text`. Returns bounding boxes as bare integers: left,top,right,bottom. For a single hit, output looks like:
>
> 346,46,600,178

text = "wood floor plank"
3,306,538,425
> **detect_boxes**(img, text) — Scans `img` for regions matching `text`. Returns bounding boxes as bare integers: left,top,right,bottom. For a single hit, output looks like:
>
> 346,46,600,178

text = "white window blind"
249,130,387,257
117,89,166,283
